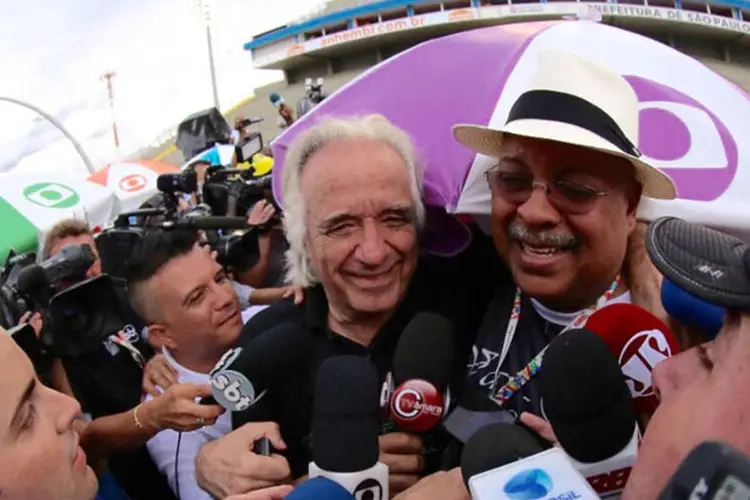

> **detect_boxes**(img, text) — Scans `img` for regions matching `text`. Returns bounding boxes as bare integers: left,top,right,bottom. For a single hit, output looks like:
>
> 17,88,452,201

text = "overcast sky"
0,0,324,176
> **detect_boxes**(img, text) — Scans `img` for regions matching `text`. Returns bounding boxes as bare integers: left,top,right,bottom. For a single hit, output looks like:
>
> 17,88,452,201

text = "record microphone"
207,323,312,413
388,312,455,433
309,355,388,500
585,302,681,413
540,328,640,498
460,423,598,499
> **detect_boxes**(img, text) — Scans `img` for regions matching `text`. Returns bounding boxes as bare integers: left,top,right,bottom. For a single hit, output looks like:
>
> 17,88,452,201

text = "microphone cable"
174,431,183,500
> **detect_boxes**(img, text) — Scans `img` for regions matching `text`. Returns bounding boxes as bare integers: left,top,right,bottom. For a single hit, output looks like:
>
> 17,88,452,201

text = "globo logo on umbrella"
23,182,80,209
629,75,738,201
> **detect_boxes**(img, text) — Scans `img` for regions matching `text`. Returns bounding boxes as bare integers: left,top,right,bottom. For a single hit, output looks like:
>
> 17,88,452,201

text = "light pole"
0,96,96,174
100,71,120,153
197,0,221,111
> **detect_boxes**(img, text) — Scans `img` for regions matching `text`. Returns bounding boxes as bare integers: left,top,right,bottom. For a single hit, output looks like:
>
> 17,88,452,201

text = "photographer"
40,218,175,499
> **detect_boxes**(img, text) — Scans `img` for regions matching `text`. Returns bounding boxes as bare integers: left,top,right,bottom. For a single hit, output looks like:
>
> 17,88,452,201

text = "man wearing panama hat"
406,51,692,497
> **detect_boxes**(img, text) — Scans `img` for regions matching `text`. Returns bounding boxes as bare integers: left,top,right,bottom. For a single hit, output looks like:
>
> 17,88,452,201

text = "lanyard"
109,331,146,369
489,275,622,407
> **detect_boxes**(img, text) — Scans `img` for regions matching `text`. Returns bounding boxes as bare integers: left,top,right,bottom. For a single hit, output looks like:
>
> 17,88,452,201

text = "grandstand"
243,0,750,99
152,0,750,166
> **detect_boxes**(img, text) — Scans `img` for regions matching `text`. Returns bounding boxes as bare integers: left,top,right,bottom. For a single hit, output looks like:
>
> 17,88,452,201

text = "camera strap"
109,332,146,369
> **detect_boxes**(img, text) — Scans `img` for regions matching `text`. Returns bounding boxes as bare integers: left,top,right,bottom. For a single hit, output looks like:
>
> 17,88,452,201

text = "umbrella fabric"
271,20,750,248
182,144,236,169
0,173,118,259
87,160,179,213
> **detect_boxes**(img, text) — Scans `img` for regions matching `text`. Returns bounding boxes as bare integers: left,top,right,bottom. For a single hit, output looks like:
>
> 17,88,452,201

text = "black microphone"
208,323,312,412
388,312,455,433
658,441,750,499
460,423,544,487
309,355,389,499
162,216,250,231
539,328,639,498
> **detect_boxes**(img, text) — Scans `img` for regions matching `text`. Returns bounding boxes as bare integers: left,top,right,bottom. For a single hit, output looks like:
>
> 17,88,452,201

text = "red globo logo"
390,379,444,433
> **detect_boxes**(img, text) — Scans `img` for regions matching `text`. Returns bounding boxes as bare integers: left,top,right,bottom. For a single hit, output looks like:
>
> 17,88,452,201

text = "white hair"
281,114,425,287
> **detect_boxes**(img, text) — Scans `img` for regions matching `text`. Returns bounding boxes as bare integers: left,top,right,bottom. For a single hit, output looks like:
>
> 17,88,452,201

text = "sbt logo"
210,370,263,412
23,182,80,209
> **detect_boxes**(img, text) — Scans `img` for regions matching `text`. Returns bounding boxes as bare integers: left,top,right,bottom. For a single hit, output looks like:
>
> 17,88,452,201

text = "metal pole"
205,23,221,110
0,96,96,174
100,71,120,152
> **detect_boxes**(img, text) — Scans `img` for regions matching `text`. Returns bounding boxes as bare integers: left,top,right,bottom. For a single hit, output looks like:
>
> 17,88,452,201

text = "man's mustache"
508,222,581,249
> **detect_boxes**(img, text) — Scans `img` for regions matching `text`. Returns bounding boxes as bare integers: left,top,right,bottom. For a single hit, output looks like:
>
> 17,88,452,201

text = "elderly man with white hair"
194,114,499,499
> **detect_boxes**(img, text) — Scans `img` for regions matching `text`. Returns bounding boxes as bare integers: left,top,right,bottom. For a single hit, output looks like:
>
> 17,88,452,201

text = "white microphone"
460,423,598,500
566,426,640,499
308,355,389,500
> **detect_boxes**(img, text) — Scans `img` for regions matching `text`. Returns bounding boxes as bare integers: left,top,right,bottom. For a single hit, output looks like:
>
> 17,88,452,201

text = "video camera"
96,167,274,283
0,244,127,358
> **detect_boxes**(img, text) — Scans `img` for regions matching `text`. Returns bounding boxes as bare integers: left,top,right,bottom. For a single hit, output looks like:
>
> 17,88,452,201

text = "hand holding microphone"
140,383,224,432
378,433,424,493
195,421,291,499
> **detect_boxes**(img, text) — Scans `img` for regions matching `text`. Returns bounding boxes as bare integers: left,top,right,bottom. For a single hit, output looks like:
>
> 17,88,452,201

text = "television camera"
297,77,326,119
0,244,129,358
96,165,276,285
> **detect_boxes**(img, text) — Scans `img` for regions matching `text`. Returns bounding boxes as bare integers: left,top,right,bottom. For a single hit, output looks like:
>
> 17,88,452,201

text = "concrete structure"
145,0,750,165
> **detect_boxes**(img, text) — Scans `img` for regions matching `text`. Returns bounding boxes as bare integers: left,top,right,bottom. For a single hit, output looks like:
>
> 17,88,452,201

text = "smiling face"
300,138,420,324
0,334,97,500
624,313,750,498
146,244,242,371
488,135,641,311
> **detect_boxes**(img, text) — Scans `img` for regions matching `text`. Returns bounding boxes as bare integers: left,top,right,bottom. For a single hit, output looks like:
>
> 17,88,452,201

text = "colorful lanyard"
109,331,146,369
489,275,622,407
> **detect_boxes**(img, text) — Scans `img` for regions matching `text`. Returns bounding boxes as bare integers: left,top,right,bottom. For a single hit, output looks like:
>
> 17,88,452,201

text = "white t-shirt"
530,291,632,326
145,348,232,500
232,280,269,322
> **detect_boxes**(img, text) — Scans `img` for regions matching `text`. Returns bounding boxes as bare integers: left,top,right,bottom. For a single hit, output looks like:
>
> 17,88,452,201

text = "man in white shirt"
126,229,291,499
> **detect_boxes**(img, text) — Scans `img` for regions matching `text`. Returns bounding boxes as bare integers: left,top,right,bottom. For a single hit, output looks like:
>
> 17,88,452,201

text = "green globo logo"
23,182,80,209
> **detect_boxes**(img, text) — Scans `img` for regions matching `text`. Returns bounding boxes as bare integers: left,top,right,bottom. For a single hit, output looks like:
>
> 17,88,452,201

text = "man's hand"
140,383,224,432
519,412,557,444
379,432,425,495
226,485,293,500
281,286,304,305
196,422,291,498
393,468,469,500
19,311,43,338
142,354,179,397
247,200,276,227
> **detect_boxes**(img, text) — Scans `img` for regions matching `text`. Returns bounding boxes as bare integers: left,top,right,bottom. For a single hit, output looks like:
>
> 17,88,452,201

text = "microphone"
208,323,312,412
661,277,725,339
285,477,354,500
539,328,639,498
460,423,598,499
162,216,250,231
389,312,454,432
657,441,750,500
309,355,388,500
585,302,681,413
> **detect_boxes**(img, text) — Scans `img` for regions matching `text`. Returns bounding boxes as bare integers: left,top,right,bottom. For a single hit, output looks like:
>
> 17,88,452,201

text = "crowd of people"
1,49,747,500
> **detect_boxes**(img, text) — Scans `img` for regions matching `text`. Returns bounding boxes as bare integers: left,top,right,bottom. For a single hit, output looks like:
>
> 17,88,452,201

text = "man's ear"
145,324,175,351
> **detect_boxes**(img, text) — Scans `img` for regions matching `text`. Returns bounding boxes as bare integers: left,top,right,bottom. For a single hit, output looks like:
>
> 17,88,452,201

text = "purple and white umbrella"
272,20,750,251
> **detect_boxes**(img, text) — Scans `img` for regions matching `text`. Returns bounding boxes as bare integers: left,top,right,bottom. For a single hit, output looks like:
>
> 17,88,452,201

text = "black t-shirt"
233,225,500,478
58,284,176,500
465,285,565,419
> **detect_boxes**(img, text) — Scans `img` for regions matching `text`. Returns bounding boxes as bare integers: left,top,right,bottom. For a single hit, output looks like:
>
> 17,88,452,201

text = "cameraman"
40,218,175,499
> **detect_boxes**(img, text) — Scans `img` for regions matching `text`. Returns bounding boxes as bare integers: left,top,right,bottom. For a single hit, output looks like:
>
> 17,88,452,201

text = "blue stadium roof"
244,0,750,50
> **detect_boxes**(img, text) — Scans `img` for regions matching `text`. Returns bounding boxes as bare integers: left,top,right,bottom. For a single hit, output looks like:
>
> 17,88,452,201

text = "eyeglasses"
485,168,611,215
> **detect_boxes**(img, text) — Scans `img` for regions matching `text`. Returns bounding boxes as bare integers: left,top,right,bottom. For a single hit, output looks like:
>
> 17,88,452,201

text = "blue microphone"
661,277,725,339
286,477,354,500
